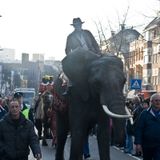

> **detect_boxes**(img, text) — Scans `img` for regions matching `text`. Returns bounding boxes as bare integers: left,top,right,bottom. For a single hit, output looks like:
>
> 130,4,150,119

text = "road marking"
113,146,142,160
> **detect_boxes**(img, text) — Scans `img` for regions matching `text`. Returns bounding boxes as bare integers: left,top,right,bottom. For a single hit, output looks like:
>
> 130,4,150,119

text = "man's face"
151,95,160,110
9,101,21,118
73,23,82,31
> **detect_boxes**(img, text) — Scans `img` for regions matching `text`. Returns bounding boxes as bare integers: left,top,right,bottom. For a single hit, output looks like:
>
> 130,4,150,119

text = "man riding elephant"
65,17,101,55
63,17,102,96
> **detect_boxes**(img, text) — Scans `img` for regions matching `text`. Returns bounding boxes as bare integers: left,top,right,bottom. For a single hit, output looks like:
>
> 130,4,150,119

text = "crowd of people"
123,96,149,155
1,88,160,160
116,92,160,160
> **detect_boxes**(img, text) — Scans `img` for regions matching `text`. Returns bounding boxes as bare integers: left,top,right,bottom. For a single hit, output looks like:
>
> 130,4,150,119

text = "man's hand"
34,153,42,160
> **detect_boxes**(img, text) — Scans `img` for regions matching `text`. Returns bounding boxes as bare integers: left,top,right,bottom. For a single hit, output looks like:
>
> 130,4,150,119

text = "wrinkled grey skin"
54,77,70,160
56,48,126,160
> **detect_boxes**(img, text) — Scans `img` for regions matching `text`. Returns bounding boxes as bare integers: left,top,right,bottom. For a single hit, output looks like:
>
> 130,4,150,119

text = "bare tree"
94,5,131,56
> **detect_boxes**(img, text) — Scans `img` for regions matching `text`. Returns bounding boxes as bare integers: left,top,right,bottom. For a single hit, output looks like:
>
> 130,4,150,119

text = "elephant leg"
55,112,69,160
69,130,84,160
69,97,89,160
97,116,110,160
69,116,87,160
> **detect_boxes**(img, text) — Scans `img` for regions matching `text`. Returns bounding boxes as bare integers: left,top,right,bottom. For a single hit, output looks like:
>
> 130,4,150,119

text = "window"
144,55,151,63
152,54,158,63
152,76,158,85
158,68,160,83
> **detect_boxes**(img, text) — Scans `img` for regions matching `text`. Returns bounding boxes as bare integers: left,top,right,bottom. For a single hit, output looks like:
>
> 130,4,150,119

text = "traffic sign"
130,79,142,90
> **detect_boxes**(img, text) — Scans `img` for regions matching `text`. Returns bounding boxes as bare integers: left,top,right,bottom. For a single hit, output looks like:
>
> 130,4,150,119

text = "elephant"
54,48,132,160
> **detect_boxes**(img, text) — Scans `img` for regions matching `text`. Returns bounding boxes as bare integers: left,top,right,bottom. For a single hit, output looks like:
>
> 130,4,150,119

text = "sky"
0,0,159,60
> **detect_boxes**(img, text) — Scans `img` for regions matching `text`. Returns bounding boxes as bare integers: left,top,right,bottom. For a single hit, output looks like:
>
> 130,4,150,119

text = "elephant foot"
42,139,48,146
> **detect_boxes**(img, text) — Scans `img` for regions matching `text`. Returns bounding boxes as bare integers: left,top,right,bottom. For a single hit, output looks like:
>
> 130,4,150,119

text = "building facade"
32,53,44,62
129,15,160,91
129,35,145,85
0,48,15,63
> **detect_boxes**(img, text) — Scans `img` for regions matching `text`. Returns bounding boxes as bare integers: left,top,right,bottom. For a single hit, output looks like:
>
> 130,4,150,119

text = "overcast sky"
0,0,159,60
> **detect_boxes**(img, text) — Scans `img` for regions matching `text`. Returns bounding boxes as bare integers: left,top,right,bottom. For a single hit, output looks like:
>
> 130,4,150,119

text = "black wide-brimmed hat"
70,17,84,26
14,92,23,98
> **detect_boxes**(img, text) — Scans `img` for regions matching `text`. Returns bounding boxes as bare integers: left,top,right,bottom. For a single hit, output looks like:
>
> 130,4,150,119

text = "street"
29,136,142,160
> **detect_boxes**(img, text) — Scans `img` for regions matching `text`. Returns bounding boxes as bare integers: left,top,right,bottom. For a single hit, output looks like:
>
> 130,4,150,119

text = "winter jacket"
134,107,160,148
0,113,41,160
0,106,7,120
21,103,34,123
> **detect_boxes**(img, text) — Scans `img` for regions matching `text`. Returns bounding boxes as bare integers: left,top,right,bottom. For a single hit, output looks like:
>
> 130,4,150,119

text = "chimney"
111,31,115,36
120,24,125,30
22,53,29,64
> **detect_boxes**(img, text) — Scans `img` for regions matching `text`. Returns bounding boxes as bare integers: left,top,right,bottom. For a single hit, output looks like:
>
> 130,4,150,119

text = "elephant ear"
62,48,98,101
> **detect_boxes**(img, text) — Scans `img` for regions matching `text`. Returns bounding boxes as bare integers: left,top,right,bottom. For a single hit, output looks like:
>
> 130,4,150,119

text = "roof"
144,16,160,30
108,28,140,57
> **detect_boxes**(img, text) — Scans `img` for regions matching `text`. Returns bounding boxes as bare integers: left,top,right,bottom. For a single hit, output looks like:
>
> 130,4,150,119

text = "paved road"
29,136,142,160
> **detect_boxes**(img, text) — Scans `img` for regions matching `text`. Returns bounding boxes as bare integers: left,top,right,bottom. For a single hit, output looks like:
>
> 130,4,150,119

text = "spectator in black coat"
0,97,7,120
132,96,144,135
134,93,160,160
124,101,134,154
0,105,7,120
0,99,41,160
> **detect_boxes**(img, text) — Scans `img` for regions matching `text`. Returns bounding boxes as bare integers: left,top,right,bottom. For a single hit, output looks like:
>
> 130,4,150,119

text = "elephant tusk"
102,105,133,118
125,106,134,125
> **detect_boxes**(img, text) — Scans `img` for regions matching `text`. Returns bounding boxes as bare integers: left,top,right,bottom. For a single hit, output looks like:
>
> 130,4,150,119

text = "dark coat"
65,29,101,55
0,113,41,160
128,104,144,136
134,107,160,148
126,119,135,135
0,106,7,120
